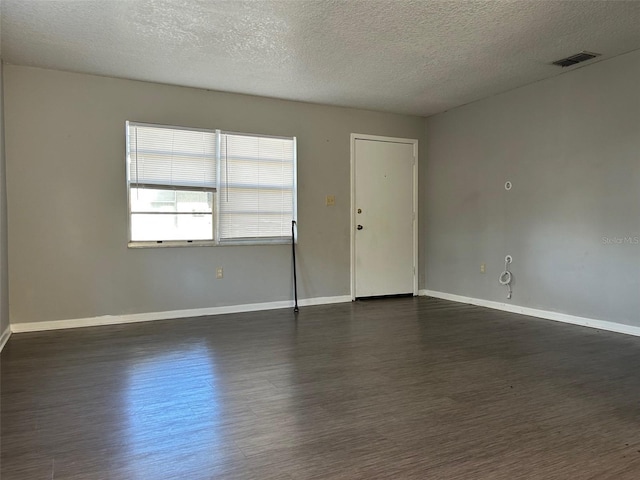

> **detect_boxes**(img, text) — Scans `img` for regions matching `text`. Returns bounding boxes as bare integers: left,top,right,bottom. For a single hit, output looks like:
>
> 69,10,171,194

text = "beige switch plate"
216,267,223,279
326,195,335,206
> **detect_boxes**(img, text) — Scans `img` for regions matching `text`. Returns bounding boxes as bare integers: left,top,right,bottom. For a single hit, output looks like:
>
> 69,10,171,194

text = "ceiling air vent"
552,51,601,67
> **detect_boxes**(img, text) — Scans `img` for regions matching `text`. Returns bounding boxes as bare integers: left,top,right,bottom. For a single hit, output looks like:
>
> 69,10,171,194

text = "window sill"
128,240,217,249
128,239,293,249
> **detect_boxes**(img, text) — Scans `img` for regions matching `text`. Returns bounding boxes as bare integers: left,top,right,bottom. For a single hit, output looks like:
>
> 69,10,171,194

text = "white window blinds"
219,133,296,242
126,122,296,245
128,123,217,191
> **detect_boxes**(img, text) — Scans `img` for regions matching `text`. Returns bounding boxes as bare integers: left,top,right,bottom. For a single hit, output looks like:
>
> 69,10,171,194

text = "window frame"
126,121,297,248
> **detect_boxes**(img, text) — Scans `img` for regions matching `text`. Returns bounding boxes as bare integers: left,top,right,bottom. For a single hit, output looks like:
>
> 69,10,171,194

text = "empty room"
2,0,640,478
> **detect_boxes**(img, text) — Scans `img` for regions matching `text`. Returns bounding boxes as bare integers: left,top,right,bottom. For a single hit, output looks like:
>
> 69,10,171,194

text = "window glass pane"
131,213,213,241
130,188,212,214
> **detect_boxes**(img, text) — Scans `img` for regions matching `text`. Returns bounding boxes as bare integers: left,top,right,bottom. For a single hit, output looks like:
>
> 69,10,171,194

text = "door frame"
350,133,418,300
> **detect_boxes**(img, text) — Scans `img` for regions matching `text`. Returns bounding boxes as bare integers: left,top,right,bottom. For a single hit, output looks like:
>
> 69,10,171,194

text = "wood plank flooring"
3,297,640,479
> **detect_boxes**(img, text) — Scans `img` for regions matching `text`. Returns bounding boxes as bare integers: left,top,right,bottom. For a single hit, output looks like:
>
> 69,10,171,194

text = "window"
219,133,296,243
126,122,296,246
127,124,216,243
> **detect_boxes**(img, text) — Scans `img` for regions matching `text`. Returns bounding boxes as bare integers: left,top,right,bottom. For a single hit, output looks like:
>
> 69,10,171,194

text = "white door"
352,136,417,298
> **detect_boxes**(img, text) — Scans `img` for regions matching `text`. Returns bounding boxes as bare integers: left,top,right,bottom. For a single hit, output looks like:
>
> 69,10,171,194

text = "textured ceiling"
3,0,640,116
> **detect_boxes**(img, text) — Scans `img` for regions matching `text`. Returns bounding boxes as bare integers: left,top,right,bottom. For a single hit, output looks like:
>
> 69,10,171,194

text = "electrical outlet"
480,263,486,274
216,267,223,279
325,195,335,206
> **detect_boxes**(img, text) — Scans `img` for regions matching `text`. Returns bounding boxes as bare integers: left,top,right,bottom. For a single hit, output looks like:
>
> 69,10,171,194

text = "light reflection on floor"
123,343,228,478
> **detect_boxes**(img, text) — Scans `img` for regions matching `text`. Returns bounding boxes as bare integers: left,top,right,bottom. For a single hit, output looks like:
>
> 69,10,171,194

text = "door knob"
357,225,363,230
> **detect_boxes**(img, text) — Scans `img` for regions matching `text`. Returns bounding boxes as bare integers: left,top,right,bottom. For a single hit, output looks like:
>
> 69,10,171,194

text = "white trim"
0,325,11,351
10,295,352,333
298,295,351,306
420,290,640,338
350,133,419,300
412,142,419,296
350,136,356,299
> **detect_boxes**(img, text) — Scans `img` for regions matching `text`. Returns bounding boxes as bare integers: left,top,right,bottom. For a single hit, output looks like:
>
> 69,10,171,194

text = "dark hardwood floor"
3,297,640,479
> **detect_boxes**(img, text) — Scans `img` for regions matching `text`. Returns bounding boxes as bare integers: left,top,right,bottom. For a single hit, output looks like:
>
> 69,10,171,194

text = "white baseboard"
299,295,352,307
0,324,11,351
10,295,352,334
419,289,640,338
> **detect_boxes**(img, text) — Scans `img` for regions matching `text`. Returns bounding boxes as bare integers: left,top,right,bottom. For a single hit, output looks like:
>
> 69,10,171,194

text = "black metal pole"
292,220,299,313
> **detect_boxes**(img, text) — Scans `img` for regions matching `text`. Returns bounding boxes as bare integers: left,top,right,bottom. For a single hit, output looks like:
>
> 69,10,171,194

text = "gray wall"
0,61,8,335
4,65,426,325
425,49,640,327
